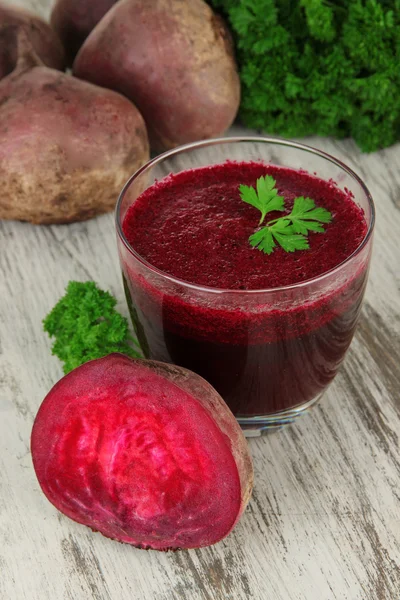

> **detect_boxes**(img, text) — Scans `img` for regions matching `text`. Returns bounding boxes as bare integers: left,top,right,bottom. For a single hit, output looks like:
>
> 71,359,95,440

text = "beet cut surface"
31,354,253,550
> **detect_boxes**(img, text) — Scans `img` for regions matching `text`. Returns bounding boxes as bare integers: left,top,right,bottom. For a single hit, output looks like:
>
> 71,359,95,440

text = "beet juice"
117,139,374,432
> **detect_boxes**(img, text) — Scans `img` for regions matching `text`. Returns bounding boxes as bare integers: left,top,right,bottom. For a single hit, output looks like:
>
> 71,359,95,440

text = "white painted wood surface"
1,1,400,598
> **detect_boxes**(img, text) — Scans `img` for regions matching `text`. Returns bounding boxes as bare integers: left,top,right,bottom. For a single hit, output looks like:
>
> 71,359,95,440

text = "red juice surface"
121,162,370,417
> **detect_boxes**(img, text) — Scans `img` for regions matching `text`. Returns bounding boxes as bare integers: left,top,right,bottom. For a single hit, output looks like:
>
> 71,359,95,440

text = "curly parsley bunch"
44,281,141,374
210,0,400,152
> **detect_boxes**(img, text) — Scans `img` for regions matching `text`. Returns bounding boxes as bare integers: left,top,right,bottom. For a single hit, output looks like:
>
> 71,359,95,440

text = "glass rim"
115,136,375,295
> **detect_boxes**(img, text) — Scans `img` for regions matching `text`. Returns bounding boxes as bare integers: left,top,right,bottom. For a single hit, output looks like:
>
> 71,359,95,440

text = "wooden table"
2,1,400,598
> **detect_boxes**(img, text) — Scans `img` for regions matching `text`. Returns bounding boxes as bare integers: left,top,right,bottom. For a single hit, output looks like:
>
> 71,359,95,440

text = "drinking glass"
116,137,374,436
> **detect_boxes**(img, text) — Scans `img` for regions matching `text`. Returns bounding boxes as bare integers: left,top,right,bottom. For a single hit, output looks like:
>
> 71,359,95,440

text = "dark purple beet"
0,2,65,79
72,0,240,150
50,0,118,64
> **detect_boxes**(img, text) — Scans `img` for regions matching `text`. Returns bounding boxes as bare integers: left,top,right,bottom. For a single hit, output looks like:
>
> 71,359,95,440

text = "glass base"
238,394,323,437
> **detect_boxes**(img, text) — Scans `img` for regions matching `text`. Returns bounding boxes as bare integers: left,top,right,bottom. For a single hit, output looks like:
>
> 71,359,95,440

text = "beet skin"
51,0,118,64
31,354,253,550
0,2,65,80
0,35,149,224
73,0,240,150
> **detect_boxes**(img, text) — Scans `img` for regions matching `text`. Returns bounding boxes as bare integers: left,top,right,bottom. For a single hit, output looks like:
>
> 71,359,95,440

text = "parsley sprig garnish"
239,176,332,255
239,175,285,224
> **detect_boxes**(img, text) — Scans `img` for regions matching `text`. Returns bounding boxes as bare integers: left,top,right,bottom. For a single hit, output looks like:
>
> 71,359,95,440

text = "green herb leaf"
250,219,309,255
209,0,400,152
239,175,285,225
249,227,276,255
240,181,332,255
43,281,141,374
272,231,310,253
290,196,332,235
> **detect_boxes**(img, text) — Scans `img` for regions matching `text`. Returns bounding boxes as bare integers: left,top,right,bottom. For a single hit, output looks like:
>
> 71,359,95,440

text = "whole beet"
31,354,253,550
73,0,240,151
0,34,149,224
51,0,118,64
0,2,65,80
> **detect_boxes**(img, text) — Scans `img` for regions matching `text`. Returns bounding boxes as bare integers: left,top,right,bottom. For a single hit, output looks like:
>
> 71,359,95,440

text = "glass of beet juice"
116,138,374,435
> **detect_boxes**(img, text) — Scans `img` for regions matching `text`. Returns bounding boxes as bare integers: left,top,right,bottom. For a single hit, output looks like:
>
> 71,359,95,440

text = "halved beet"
31,354,253,550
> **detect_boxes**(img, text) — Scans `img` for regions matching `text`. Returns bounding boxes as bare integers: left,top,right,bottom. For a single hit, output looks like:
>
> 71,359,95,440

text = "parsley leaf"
273,231,310,253
289,196,332,234
250,219,309,255
249,227,276,254
209,0,400,152
43,281,141,374
240,178,332,255
239,175,285,225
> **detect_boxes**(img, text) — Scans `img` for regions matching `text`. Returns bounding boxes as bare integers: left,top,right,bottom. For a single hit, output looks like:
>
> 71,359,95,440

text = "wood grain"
1,1,400,598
